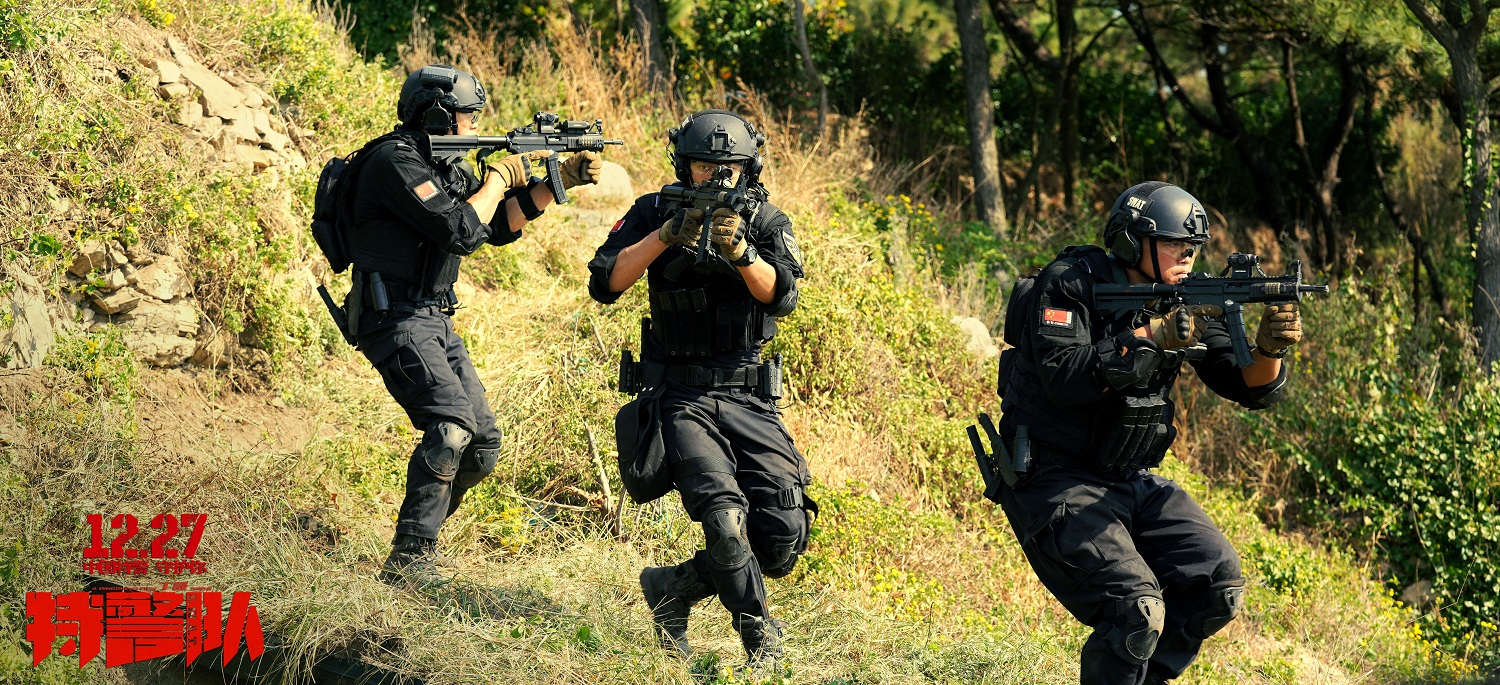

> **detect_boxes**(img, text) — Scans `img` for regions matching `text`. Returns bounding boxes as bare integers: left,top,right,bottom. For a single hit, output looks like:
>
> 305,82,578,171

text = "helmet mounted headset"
667,109,766,187
397,65,487,136
1103,181,1211,284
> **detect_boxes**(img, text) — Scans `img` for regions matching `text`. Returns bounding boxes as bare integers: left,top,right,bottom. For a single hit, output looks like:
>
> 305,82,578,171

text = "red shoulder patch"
412,180,439,202
610,219,624,233
1041,308,1074,328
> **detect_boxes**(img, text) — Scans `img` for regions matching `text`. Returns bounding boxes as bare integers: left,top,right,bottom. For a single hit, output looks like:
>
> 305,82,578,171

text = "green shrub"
1230,274,1500,665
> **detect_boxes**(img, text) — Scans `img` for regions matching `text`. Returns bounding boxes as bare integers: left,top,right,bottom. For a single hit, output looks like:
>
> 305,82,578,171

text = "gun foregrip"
546,154,567,204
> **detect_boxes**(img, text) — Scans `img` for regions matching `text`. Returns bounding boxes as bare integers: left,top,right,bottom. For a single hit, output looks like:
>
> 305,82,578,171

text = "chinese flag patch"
1041,307,1074,328
610,219,624,233
412,180,439,202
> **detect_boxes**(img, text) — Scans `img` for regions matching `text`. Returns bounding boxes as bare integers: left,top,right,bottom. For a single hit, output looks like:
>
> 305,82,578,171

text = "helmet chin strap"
1148,237,1164,284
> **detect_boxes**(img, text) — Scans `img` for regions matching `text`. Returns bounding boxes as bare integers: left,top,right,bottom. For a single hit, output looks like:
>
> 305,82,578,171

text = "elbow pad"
1096,333,1164,390
1239,362,1289,410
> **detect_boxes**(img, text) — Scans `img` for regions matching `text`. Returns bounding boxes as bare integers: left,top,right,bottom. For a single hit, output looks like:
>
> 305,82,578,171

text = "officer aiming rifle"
1094,252,1330,367
971,182,1311,685
657,165,765,265
428,111,623,204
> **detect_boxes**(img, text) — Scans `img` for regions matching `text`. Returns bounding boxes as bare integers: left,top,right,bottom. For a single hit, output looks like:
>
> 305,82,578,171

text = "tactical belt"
750,487,806,510
664,364,769,389
383,280,459,311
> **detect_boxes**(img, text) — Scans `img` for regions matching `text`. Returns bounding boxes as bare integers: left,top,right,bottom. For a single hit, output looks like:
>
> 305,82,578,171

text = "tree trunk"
1454,60,1500,366
956,0,1008,234
1401,0,1500,367
1055,0,1078,212
790,0,828,136
631,0,669,92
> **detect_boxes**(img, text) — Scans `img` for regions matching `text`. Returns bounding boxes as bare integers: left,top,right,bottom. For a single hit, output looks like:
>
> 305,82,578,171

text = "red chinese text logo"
25,590,265,668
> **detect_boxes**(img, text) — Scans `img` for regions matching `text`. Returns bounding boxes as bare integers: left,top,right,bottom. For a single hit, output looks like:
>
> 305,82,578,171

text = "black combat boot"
378,533,444,590
735,614,785,678
639,562,715,658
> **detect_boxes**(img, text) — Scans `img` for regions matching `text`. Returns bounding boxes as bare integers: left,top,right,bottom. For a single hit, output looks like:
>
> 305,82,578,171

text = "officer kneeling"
586,110,813,675
346,65,602,589
990,182,1304,684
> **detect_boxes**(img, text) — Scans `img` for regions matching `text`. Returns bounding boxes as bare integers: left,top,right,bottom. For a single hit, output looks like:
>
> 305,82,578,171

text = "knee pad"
702,508,752,573
415,422,472,482
454,444,499,489
1108,592,1166,664
757,534,801,579
1186,579,1245,639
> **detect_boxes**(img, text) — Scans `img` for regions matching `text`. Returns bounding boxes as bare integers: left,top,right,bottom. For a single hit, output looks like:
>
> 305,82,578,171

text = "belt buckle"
777,488,801,508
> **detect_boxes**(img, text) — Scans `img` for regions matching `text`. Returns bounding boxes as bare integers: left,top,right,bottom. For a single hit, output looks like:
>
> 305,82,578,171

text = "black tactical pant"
999,465,1242,685
658,382,813,626
358,303,503,539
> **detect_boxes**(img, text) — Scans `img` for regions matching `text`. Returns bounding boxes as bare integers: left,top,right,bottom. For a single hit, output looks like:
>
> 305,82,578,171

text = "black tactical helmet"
397,65,487,134
1103,181,1211,269
668,109,766,185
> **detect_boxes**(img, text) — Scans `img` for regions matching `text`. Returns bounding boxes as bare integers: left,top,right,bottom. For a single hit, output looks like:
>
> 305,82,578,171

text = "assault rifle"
1094,252,1330,368
658,166,764,265
428,111,623,204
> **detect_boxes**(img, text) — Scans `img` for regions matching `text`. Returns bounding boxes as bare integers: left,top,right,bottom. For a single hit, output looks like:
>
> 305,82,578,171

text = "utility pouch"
614,391,670,504
618,349,642,395
759,353,784,401
1097,393,1171,472
996,347,1018,399
368,271,391,313
344,270,366,348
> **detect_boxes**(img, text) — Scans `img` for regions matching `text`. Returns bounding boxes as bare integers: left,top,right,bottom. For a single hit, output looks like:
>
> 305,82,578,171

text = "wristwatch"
730,243,760,268
1254,344,1288,359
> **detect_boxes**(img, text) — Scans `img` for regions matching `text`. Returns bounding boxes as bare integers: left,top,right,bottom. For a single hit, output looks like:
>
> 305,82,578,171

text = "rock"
7,278,56,369
569,160,633,202
116,299,198,338
106,243,130,268
134,255,189,301
175,98,202,128
1401,580,1434,610
180,62,244,118
165,36,197,66
224,109,259,144
100,269,131,291
157,83,191,100
259,130,290,152
154,58,180,85
237,145,272,171
237,84,262,109
125,333,197,367
191,324,230,369
68,241,109,277
90,288,141,315
124,243,155,266
951,315,1000,358
251,108,272,136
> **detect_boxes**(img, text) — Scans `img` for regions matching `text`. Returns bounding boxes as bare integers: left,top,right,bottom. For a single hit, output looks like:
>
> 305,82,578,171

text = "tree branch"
1118,0,1225,135
987,0,1063,77
1402,0,1459,52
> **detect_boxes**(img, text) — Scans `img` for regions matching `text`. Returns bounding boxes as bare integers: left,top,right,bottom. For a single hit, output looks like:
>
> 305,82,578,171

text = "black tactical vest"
348,130,466,295
998,246,1182,466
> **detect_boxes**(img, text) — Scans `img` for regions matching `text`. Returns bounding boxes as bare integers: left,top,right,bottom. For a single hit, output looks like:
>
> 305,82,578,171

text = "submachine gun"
428,111,623,204
658,166,765,265
1094,252,1331,368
